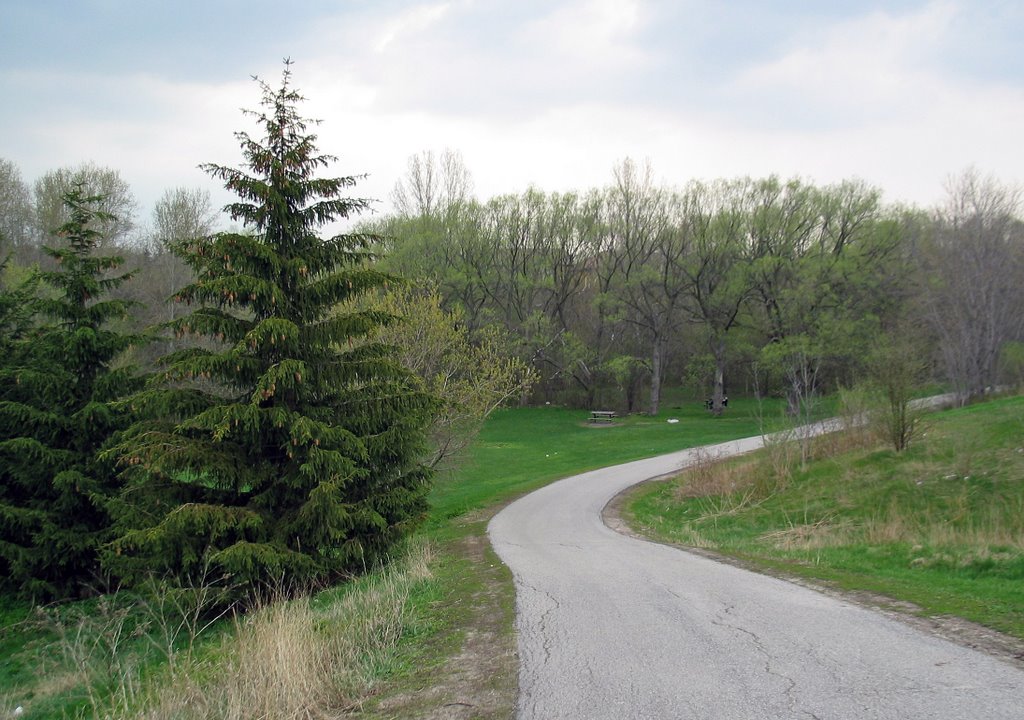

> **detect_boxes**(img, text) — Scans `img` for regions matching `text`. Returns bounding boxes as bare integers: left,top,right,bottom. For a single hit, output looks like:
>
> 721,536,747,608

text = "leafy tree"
0,187,140,599
675,179,756,415
107,64,436,594
1000,341,1024,390
605,158,689,415
359,285,535,470
747,177,898,414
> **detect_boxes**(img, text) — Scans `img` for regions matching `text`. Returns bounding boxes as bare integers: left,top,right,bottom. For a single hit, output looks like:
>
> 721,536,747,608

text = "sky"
2,0,1022,229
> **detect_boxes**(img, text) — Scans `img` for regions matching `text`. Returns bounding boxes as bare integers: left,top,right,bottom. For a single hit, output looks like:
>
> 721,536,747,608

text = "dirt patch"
365,526,518,719
604,482,1024,672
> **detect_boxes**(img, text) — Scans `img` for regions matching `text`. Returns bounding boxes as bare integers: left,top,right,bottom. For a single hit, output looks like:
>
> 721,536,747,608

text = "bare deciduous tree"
920,169,1024,404
391,148,473,219
150,187,216,321
33,163,138,246
0,158,33,252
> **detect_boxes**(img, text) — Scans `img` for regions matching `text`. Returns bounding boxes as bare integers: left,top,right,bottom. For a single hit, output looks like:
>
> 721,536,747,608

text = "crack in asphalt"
518,578,560,668
710,603,822,719
515,576,562,720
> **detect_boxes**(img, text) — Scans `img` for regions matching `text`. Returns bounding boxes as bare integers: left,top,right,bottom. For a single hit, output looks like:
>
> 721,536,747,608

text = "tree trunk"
711,337,726,416
649,336,663,416
786,380,802,417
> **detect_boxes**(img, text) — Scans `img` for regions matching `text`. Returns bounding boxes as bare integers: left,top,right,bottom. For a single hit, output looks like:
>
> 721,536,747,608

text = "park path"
487,427,1024,720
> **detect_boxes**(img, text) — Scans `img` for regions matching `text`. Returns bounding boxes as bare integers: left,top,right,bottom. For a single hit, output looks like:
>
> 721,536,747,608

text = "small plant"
676,448,728,497
757,430,798,494
866,332,930,452
34,594,149,714
827,385,879,455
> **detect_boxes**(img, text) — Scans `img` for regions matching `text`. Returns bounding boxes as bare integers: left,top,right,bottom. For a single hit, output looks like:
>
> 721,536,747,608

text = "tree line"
375,153,1024,416
2,66,1022,603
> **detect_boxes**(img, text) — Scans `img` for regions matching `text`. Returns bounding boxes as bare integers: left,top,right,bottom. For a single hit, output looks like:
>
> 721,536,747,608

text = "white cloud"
698,0,1024,204
731,1,960,124
521,0,648,69
372,2,453,54
298,0,655,119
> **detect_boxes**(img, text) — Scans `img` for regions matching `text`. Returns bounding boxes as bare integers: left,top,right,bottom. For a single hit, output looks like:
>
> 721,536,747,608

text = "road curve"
487,430,1024,720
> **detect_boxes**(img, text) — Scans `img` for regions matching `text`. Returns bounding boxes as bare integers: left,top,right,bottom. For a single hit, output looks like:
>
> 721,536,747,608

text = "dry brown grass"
36,541,436,720
673,388,892,510
862,499,1024,549
758,495,1024,554
674,448,758,499
761,515,853,551
676,439,807,502
807,425,879,462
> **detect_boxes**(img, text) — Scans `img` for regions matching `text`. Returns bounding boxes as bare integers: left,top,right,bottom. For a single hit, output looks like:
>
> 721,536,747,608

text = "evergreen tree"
0,259,43,591
0,188,140,599
107,64,436,593
0,256,39,356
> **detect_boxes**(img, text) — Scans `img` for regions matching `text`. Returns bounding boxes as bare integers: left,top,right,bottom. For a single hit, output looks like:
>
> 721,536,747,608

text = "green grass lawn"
625,394,1024,638
428,395,790,528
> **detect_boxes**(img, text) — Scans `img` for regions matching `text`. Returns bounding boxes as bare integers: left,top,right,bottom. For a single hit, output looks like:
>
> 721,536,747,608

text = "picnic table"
589,410,617,423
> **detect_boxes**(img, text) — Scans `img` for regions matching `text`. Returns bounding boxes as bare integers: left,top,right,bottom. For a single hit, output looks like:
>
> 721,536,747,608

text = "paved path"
488,431,1024,719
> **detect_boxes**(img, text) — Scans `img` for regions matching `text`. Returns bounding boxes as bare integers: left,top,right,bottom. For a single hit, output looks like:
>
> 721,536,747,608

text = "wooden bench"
589,410,617,423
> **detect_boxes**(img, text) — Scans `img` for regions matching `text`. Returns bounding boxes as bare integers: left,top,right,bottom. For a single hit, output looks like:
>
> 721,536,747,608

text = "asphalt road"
488,431,1024,720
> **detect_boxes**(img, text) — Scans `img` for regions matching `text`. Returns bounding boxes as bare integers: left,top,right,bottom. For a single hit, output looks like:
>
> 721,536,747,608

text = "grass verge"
623,394,1024,640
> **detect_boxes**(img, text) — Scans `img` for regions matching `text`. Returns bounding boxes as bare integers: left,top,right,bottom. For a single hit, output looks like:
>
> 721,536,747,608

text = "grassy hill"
624,394,1024,639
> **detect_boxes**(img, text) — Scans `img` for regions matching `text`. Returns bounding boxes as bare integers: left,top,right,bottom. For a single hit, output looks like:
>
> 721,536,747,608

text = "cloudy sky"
2,0,1022,226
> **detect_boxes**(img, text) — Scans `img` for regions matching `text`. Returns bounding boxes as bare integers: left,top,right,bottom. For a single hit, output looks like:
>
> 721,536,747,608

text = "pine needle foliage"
0,187,142,599
106,63,436,595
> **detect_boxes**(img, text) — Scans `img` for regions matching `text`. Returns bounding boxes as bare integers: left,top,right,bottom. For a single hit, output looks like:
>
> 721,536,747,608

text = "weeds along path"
487,419,1023,720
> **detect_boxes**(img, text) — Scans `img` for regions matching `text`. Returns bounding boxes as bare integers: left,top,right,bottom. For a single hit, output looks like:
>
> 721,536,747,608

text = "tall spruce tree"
0,188,140,599
107,64,436,593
